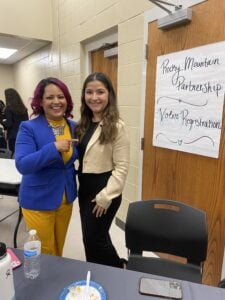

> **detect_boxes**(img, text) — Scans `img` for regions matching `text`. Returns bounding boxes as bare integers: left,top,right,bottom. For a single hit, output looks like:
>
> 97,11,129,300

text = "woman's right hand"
54,139,71,153
91,199,107,217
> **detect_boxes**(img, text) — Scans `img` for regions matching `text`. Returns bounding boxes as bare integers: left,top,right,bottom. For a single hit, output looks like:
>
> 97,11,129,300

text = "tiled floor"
0,195,128,261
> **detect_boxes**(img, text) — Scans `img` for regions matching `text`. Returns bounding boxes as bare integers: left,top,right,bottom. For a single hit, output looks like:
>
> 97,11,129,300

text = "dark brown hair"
4,88,27,115
75,72,119,144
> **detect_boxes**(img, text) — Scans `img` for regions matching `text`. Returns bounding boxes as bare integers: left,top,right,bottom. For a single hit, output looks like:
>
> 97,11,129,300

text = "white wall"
12,0,154,222
0,0,52,40
0,64,14,100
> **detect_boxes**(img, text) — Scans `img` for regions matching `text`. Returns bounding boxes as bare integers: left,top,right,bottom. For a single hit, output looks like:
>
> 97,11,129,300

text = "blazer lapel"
85,122,102,154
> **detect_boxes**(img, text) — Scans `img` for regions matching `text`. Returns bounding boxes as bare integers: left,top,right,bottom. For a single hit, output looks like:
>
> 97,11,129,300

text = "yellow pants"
22,196,73,256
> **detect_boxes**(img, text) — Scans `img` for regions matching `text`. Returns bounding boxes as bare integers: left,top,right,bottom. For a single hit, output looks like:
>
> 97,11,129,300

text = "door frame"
138,0,208,200
82,28,118,80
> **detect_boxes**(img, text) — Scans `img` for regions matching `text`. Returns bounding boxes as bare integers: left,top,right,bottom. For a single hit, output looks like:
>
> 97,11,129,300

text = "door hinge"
145,44,148,60
141,137,144,150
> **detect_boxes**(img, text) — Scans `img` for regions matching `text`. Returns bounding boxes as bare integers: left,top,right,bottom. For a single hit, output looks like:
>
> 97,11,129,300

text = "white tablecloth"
0,158,22,184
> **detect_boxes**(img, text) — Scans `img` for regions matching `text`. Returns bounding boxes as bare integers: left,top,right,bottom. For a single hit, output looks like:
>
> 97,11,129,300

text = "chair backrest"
0,148,12,158
125,199,208,265
218,278,225,288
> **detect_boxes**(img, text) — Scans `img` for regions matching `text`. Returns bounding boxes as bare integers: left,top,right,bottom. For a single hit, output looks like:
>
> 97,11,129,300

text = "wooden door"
90,43,118,92
142,0,225,286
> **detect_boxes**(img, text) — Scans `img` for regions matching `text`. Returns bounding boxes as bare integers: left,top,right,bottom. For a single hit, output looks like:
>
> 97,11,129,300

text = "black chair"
0,147,13,202
0,150,22,247
0,126,7,149
0,148,12,158
0,136,7,149
125,199,208,283
218,278,225,288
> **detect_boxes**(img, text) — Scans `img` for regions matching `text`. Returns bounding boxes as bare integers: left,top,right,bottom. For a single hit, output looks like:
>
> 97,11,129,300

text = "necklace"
50,124,65,136
48,119,66,136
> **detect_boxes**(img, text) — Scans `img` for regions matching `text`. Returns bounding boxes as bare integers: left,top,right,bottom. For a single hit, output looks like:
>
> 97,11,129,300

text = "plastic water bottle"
0,242,16,300
24,229,41,279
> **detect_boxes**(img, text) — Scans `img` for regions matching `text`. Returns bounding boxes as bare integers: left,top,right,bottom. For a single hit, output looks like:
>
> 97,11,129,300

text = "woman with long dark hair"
3,88,28,156
0,100,7,148
75,72,130,268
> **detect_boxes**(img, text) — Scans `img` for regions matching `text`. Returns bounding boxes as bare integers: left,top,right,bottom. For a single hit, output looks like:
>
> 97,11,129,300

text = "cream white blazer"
82,119,130,209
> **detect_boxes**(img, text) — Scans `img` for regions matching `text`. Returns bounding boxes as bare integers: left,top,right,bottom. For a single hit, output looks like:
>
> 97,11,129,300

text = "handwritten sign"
153,41,225,158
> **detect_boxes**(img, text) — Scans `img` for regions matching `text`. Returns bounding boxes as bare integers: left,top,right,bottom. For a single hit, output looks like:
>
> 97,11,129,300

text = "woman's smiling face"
41,84,67,120
84,80,109,121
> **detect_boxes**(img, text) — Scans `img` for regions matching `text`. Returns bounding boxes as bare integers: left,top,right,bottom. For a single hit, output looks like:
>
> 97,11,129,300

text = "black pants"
8,138,15,157
78,172,122,268
0,136,7,148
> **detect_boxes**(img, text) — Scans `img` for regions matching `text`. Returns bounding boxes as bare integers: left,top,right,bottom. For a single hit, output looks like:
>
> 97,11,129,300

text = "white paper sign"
153,41,225,158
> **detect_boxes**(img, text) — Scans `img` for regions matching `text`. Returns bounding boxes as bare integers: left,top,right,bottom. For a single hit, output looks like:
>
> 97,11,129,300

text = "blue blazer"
15,115,78,210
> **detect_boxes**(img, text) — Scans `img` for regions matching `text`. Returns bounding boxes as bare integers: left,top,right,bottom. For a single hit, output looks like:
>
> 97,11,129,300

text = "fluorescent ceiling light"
0,47,17,59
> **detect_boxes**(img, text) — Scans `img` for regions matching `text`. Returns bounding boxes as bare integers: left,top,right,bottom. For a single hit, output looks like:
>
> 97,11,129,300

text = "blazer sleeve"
15,121,62,174
95,121,130,209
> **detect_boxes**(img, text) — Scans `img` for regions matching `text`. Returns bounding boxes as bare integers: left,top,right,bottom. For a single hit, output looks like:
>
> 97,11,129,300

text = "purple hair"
31,77,74,118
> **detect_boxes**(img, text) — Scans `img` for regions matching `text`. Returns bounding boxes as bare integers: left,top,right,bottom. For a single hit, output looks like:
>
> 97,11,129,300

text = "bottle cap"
0,242,7,257
29,229,37,236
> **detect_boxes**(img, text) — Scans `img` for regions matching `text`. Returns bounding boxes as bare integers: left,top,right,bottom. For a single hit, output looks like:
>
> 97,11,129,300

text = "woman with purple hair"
15,77,78,256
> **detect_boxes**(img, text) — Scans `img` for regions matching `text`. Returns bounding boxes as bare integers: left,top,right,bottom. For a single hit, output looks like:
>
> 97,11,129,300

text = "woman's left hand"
91,199,107,217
